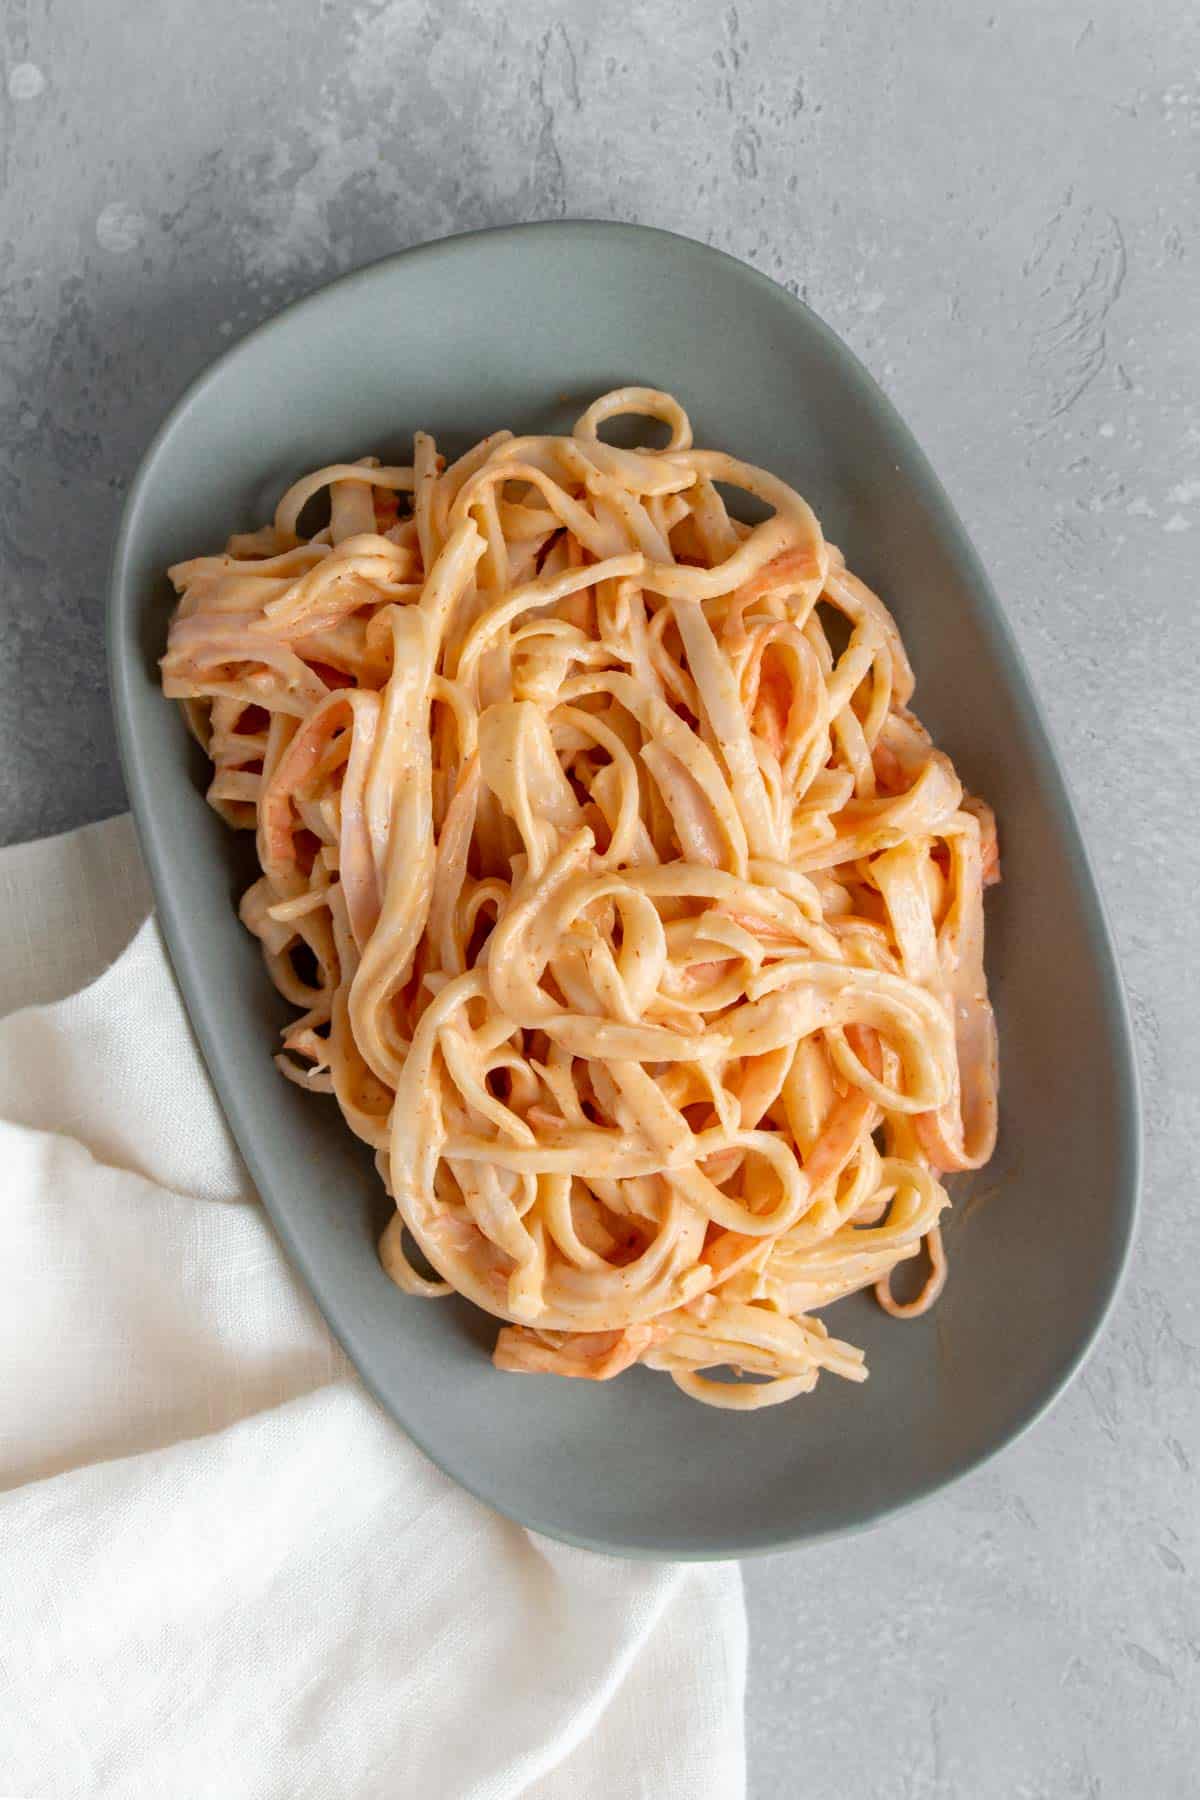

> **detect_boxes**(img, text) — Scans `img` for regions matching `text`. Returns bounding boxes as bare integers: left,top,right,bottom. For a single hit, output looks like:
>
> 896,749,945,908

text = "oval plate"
109,222,1140,1559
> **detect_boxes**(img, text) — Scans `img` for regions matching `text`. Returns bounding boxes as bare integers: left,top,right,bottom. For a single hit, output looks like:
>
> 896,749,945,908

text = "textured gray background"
2,0,1196,1794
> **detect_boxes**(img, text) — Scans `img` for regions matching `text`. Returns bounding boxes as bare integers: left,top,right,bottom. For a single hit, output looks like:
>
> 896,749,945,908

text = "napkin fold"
0,817,746,1800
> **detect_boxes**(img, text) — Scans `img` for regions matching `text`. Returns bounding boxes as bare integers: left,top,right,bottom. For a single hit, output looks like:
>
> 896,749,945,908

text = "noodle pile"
161,388,999,1409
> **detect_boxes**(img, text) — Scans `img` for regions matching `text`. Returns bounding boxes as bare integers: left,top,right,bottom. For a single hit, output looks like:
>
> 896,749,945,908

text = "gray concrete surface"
1,1,1196,1793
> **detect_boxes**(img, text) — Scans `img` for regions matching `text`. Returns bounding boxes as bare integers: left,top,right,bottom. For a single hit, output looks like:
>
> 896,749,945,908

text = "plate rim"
107,218,1142,1559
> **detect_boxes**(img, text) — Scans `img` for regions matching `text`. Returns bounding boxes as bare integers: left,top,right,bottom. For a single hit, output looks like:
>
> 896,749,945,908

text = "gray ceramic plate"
108,222,1139,1559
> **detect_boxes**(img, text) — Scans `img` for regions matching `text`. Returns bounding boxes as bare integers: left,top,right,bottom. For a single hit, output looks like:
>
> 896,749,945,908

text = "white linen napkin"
0,816,746,1800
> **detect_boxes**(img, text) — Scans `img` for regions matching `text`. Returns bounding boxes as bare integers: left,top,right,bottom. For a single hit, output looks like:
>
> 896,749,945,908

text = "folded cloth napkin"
0,817,746,1800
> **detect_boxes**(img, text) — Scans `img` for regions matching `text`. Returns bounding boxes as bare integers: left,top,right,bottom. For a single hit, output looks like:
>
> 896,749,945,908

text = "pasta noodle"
161,388,1000,1410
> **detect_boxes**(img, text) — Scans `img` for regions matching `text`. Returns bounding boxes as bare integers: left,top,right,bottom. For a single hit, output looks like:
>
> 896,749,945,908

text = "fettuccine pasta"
161,388,1000,1409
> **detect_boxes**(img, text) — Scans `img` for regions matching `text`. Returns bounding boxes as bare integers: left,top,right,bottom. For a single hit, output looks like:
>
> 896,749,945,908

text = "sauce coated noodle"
162,388,1000,1409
